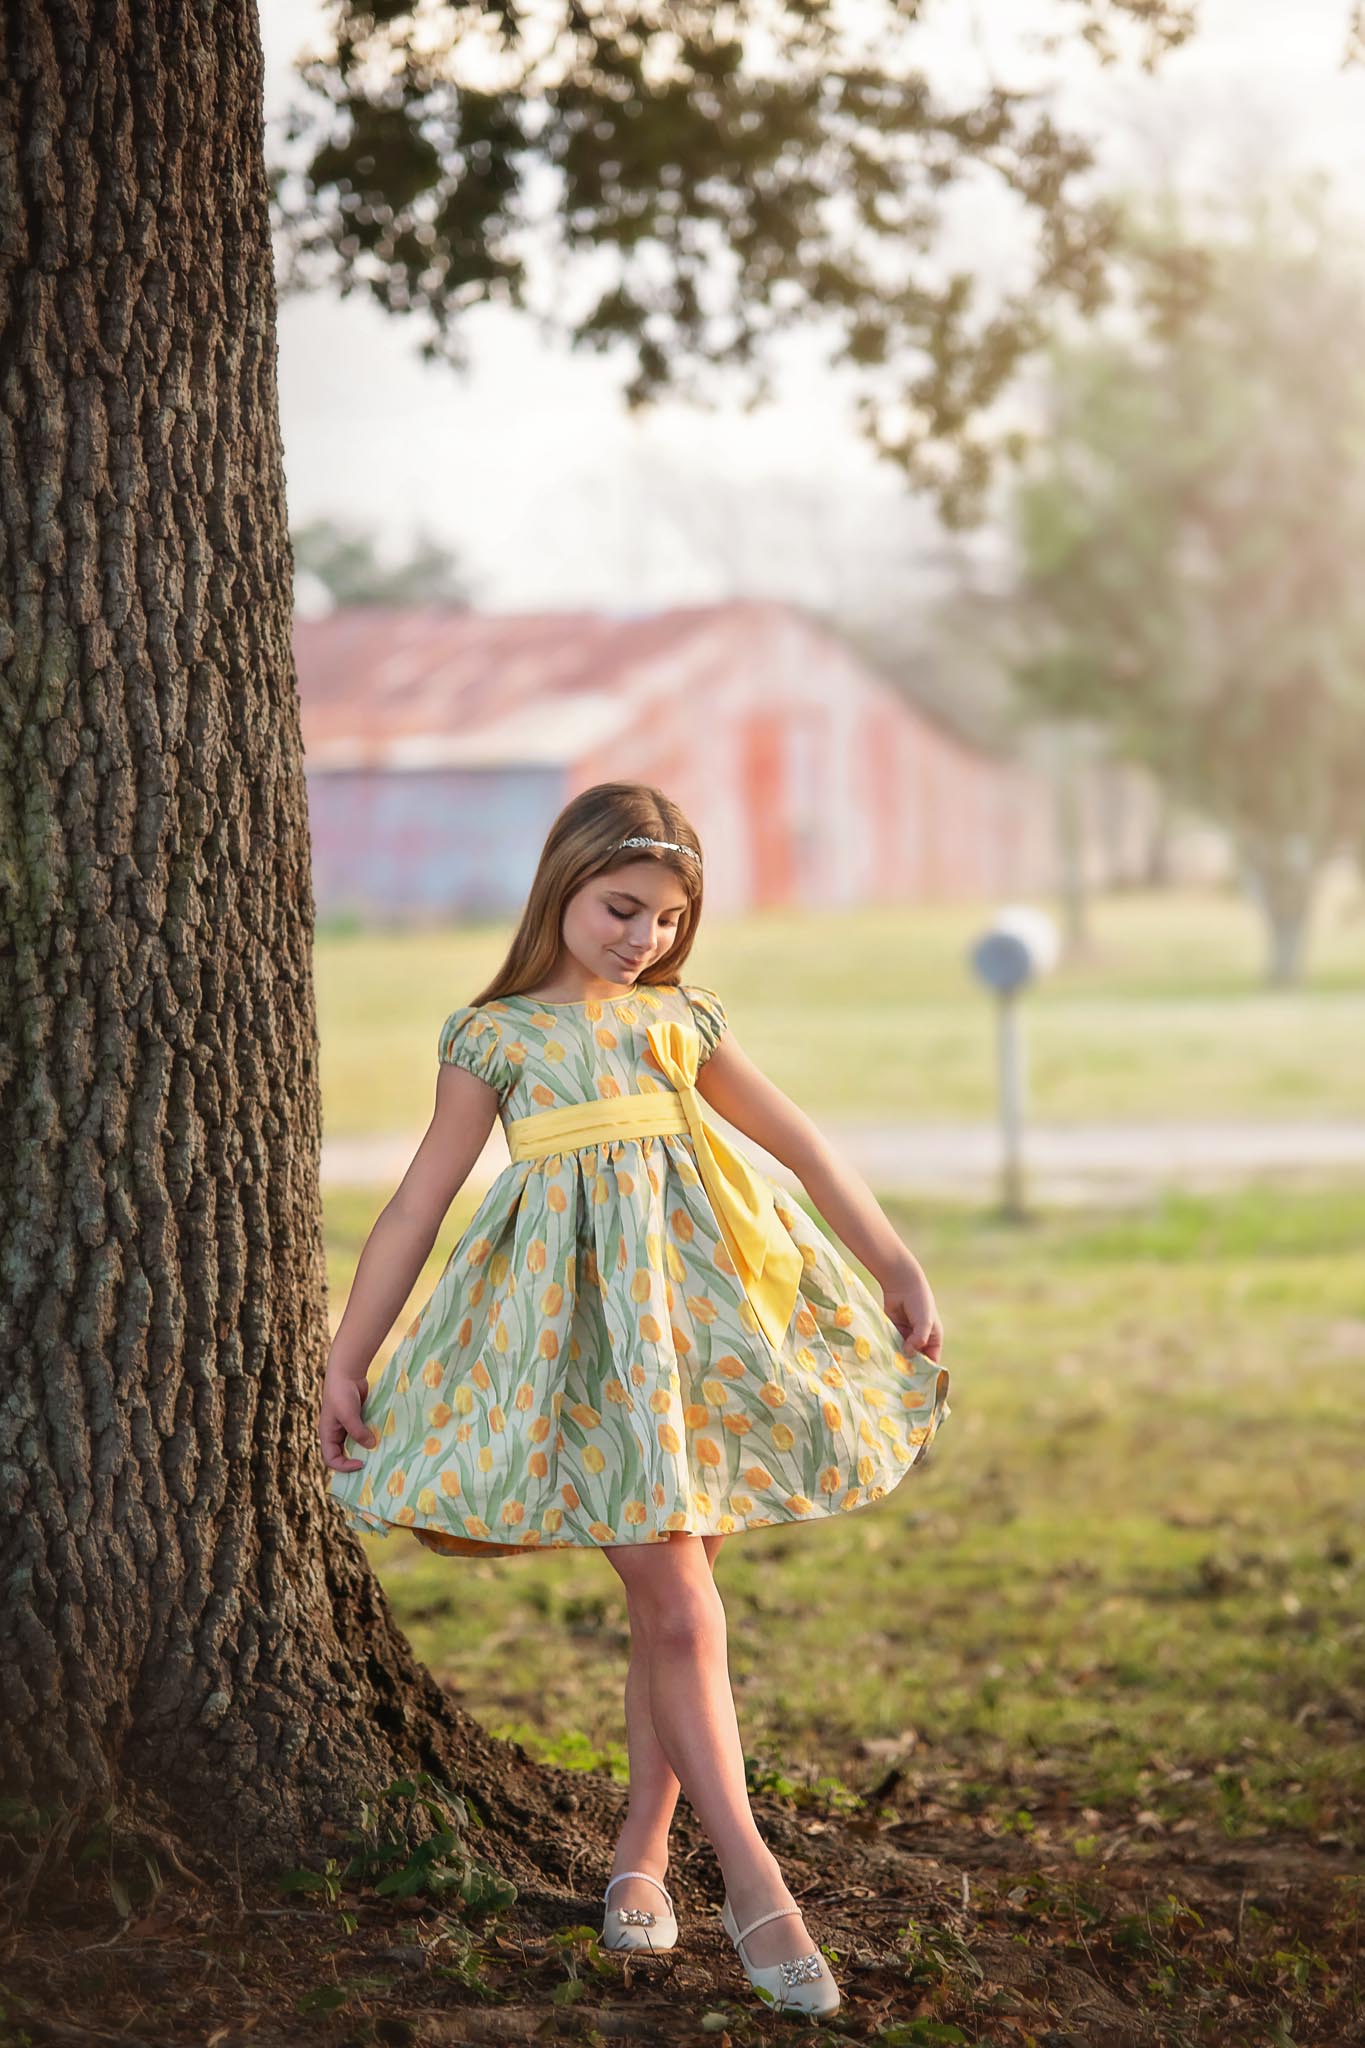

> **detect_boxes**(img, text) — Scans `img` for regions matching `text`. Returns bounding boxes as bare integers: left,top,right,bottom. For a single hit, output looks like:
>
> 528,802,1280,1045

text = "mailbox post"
968,907,1060,1220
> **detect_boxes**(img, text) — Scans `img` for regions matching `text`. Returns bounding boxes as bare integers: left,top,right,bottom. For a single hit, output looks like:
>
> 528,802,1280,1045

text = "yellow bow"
644,1019,804,1362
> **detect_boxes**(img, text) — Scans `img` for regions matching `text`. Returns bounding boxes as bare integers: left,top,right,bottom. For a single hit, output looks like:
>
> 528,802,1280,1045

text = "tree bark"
0,0,563,1889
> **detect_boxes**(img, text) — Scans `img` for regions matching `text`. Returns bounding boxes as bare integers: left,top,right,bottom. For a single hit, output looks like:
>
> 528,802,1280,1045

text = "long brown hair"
469,783,705,1007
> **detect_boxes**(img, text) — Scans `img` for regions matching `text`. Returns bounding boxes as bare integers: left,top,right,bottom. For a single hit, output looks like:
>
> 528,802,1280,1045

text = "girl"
320,781,951,2017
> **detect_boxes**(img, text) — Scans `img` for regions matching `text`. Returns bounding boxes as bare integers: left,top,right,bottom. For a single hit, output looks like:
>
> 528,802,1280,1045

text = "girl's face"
560,859,691,988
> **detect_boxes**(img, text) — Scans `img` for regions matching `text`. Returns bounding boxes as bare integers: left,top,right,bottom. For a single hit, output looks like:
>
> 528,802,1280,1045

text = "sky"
261,0,1365,615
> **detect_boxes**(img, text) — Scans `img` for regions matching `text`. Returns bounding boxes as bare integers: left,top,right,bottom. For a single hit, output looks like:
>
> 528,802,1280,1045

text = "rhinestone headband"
613,835,702,866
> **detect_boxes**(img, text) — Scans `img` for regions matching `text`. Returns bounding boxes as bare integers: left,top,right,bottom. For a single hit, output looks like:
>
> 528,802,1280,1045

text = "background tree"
293,515,474,605
271,0,1206,527
1009,185,1365,984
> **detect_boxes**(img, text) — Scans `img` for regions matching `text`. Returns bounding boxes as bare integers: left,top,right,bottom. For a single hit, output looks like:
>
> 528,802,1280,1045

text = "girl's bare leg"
607,1533,724,1911
602,1531,819,1971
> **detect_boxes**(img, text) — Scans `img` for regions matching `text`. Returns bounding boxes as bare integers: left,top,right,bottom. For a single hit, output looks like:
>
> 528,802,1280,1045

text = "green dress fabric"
328,980,951,1559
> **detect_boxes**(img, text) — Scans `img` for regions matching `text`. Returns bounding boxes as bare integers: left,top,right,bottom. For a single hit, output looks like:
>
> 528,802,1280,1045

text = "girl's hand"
319,1360,379,1473
880,1256,944,1363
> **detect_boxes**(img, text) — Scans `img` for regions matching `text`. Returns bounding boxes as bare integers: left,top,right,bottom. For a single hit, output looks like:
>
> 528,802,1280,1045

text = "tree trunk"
1143,784,1173,889
1094,755,1131,890
1238,835,1319,988
1048,725,1092,958
0,0,564,1890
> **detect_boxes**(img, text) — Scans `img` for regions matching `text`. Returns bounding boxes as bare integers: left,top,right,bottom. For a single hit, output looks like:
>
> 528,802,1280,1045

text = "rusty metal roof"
293,599,787,769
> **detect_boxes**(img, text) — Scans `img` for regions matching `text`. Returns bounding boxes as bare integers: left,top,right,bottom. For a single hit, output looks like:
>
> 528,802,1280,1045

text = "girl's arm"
319,1063,501,1471
696,1030,943,1361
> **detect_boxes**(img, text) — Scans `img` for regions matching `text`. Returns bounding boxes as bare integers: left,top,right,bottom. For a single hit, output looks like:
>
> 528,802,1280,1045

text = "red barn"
292,597,1063,921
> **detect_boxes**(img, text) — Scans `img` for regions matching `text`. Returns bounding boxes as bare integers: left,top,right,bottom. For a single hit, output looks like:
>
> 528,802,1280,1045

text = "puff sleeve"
681,983,727,1067
437,1005,506,1092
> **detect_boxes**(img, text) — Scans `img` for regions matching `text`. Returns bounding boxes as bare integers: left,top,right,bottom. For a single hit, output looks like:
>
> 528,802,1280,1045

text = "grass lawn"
327,1178,1365,1853
315,881,1365,1131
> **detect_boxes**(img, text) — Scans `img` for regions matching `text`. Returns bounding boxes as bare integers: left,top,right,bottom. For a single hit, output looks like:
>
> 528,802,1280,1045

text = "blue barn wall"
307,766,568,922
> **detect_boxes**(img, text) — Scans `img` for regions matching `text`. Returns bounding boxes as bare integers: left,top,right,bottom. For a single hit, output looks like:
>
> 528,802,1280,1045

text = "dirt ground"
5,1762,1361,2048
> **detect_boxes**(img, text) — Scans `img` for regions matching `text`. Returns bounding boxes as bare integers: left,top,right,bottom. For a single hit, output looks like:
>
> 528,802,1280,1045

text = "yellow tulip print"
329,981,950,1559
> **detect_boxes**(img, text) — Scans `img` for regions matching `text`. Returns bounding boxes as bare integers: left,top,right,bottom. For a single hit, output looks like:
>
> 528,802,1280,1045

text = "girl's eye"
609,905,677,928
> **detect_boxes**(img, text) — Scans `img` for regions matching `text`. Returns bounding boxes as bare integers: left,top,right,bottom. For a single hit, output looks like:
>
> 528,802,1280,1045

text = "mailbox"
970,906,1061,994
967,905,1060,1218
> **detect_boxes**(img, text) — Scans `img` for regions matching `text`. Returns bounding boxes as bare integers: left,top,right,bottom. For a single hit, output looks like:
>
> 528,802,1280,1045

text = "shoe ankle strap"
606,1869,672,1905
735,1902,800,1945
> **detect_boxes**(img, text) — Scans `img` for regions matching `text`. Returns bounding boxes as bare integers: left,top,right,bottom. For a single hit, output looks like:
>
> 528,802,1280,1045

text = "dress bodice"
437,981,727,1126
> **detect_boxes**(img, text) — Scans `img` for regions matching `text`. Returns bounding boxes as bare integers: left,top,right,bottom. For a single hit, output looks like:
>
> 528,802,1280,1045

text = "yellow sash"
504,1018,803,1358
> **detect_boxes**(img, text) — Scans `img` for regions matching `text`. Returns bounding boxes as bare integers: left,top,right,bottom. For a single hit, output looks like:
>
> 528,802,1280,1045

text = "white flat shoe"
601,1868,679,1952
720,1894,841,2016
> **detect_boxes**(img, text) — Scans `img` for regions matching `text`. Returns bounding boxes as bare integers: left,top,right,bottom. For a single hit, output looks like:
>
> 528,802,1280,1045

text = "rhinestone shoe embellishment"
616,1906,656,1926
779,1951,824,1987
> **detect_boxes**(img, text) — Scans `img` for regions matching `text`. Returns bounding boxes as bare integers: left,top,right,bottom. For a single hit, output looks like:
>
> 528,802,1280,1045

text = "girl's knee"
610,1546,725,1654
642,1586,723,1657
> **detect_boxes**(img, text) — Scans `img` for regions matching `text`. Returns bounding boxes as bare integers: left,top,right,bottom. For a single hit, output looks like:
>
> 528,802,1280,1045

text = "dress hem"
331,1397,950,1560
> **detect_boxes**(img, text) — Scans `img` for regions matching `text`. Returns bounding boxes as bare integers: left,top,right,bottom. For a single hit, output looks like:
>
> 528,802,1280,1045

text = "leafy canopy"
271,1,1201,524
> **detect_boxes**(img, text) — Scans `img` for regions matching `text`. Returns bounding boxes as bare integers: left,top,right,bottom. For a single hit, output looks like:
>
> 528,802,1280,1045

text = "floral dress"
328,980,951,1558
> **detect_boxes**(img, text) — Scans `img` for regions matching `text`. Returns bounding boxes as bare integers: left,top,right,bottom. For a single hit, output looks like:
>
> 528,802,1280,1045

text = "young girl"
320,781,951,2017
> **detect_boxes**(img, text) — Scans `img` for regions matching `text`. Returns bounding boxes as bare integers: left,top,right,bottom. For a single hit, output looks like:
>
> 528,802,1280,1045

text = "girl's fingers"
318,1381,378,1472
334,1381,378,1448
319,1416,355,1471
